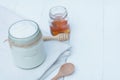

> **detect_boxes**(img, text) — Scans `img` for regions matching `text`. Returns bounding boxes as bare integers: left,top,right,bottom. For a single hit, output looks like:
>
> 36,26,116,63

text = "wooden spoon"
52,63,75,80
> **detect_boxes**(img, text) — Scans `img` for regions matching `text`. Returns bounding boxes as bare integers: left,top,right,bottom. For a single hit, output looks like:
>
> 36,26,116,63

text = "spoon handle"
52,74,60,80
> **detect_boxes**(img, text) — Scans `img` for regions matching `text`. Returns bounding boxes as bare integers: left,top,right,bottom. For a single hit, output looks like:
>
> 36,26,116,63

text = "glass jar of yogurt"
8,20,46,69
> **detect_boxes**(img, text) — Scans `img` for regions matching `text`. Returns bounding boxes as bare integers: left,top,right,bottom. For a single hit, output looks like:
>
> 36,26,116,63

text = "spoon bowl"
52,63,75,80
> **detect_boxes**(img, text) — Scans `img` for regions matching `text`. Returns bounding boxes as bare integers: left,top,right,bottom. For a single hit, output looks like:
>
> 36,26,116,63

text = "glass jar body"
49,6,70,36
8,20,46,69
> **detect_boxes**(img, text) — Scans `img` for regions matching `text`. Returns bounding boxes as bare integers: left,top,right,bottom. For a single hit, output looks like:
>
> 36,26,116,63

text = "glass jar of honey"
49,6,70,36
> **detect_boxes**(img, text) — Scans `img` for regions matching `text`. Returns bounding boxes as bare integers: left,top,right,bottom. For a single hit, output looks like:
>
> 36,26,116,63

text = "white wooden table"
0,0,120,80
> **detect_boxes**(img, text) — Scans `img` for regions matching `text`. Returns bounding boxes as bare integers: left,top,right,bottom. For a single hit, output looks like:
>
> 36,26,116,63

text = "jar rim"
8,20,41,40
49,6,68,20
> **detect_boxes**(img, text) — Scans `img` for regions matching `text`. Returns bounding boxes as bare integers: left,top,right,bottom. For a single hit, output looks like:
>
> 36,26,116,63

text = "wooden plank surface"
0,0,120,80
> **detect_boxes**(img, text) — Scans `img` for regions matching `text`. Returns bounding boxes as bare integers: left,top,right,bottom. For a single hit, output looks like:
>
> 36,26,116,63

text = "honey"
50,19,70,36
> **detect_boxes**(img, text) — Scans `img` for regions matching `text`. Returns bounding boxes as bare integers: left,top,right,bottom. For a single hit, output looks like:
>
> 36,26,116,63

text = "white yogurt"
9,20,37,38
8,20,46,69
